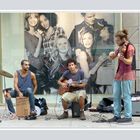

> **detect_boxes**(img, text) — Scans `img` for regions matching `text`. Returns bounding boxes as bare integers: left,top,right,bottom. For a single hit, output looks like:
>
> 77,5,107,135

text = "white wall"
0,13,24,94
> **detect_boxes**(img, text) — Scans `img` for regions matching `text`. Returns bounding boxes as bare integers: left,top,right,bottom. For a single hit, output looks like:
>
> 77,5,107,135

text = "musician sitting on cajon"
58,58,87,120
4,59,37,119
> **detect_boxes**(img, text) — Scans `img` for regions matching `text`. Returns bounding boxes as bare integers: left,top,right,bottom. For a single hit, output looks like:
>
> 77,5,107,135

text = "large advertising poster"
24,13,115,94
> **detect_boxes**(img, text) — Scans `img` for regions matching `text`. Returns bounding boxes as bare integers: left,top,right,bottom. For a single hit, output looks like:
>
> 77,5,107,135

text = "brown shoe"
58,111,68,120
30,110,37,116
80,111,86,120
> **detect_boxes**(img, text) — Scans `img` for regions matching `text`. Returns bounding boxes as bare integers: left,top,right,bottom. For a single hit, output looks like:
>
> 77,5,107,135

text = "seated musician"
58,58,87,120
3,59,37,119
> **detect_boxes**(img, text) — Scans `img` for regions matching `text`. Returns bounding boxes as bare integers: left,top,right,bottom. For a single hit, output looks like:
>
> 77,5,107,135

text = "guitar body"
58,80,69,95
58,79,86,95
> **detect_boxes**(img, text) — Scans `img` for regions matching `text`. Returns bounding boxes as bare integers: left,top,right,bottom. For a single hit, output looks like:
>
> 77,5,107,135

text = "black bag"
97,97,124,113
35,98,48,115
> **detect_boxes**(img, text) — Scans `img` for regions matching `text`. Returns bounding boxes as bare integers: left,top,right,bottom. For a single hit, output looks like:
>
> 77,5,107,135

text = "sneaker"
80,111,86,120
30,110,37,116
108,116,121,122
25,115,37,120
58,111,68,120
117,118,132,123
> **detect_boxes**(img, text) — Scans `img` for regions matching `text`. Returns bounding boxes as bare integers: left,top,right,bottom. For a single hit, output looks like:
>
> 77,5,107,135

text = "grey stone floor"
1,106,140,129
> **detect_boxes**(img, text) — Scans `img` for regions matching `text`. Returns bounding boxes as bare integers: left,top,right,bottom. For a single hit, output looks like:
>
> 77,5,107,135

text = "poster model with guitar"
57,58,87,120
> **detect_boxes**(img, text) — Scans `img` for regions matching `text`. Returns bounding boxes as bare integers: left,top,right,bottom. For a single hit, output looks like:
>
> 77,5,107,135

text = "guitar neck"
89,56,108,75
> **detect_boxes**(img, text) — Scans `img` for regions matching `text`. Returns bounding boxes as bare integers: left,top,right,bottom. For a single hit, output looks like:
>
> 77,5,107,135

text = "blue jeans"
113,80,132,118
5,88,35,113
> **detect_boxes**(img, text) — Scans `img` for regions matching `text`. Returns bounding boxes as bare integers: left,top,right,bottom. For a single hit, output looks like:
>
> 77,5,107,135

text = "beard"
23,68,29,72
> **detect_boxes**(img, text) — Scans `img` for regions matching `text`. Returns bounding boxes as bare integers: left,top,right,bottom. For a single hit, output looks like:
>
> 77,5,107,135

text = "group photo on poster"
24,12,115,95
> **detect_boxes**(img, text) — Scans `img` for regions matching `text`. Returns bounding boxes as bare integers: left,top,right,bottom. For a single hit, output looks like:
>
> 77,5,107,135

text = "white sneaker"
10,113,17,120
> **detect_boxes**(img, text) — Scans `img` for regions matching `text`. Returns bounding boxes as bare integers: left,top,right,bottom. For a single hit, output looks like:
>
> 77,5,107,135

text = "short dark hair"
66,58,77,67
21,59,29,65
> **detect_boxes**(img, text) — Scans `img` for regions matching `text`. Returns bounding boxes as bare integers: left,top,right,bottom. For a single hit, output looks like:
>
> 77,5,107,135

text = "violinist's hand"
109,51,115,59
118,53,124,61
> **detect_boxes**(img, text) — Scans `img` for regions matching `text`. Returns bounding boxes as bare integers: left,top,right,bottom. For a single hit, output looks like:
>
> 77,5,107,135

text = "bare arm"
109,51,118,60
14,72,23,97
119,46,134,65
58,76,68,88
119,55,133,65
31,72,37,94
71,71,87,88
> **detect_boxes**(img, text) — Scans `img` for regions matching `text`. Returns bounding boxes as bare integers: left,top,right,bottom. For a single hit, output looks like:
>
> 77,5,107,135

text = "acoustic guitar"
58,79,86,95
58,80,69,95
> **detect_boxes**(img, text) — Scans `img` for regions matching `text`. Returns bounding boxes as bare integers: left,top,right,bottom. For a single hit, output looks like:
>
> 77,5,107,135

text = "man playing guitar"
57,58,87,120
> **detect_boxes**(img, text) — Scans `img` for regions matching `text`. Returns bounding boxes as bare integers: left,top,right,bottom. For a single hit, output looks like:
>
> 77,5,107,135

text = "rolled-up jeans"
113,80,132,118
5,88,35,113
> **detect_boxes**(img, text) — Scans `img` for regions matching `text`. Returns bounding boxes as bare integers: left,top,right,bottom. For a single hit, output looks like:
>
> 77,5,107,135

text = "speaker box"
132,101,140,116
71,102,80,118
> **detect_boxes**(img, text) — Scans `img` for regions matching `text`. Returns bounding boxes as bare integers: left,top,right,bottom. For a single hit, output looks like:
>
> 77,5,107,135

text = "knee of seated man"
62,93,72,103
78,95,85,100
62,94,69,102
78,92,86,100
26,88,33,94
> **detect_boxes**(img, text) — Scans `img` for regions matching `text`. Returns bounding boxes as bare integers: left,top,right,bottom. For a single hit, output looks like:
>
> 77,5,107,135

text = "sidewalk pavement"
1,106,140,130
1,93,140,129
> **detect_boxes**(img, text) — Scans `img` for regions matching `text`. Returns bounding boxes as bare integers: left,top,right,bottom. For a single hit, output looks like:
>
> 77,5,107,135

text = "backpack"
124,43,136,70
35,98,48,115
97,97,124,113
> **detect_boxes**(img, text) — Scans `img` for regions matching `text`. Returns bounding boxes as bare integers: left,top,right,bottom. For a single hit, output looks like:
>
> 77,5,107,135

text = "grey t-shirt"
62,69,85,91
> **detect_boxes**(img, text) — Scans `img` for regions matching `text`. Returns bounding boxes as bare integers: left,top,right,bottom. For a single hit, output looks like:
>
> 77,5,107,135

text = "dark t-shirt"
62,69,85,91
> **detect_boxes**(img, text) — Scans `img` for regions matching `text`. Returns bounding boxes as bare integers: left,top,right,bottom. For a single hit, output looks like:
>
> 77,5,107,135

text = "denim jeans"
5,88,35,113
113,80,132,118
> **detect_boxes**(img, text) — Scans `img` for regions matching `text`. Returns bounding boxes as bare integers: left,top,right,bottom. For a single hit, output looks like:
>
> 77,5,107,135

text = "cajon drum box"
16,97,30,117
71,102,80,118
